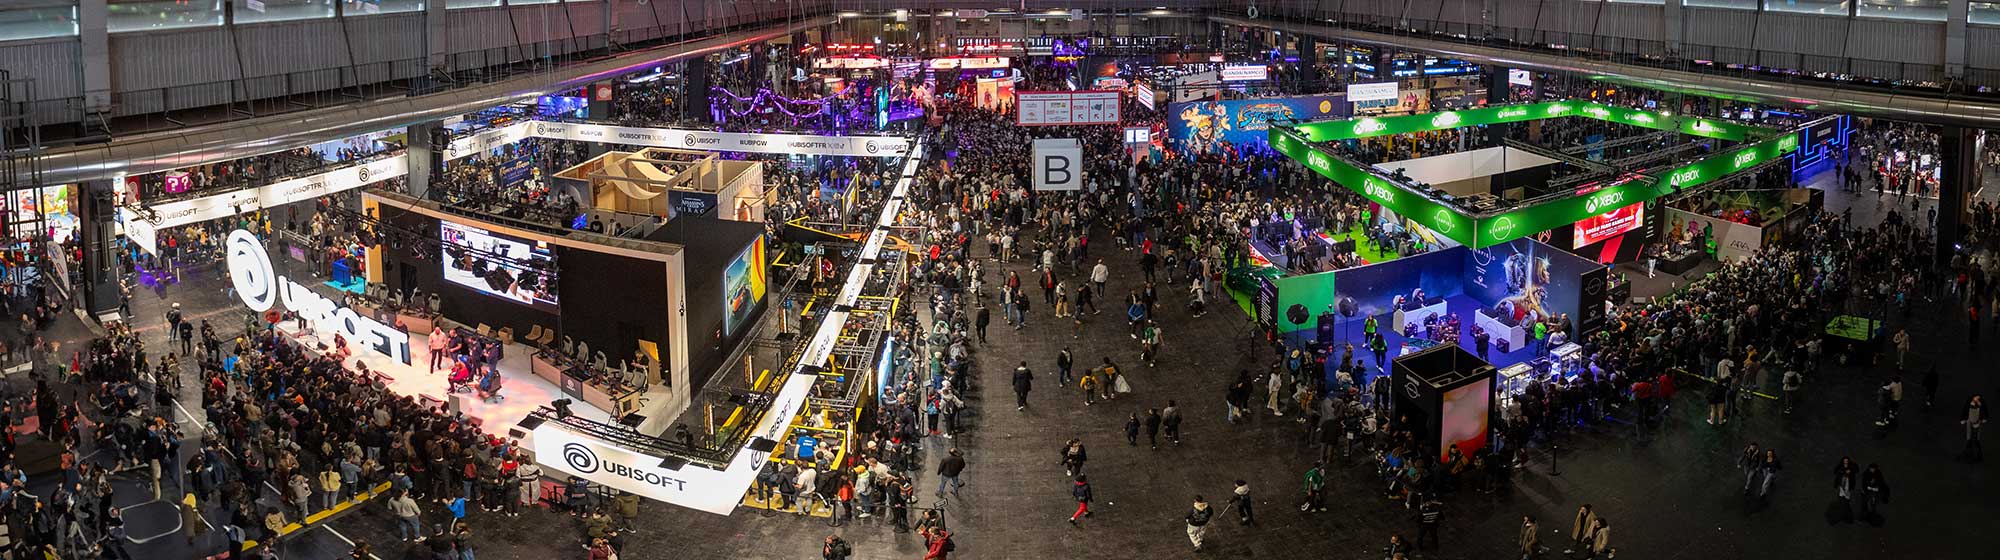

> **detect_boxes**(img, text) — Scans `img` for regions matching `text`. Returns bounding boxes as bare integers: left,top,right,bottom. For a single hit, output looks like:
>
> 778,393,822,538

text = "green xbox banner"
1474,131,1803,246
1294,100,1769,143
1271,129,1478,246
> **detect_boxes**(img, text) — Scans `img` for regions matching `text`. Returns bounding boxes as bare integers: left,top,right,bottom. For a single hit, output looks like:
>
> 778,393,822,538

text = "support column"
1663,0,1684,56
79,0,110,113
410,121,443,200
1298,37,1319,91
1483,68,1510,148
425,0,449,72
1947,0,1968,77
1936,126,1983,262
684,57,712,124
78,180,121,316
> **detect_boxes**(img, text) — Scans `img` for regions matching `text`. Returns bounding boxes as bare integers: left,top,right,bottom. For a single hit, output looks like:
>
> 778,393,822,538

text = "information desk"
1391,297,1449,336
1474,308,1527,352
532,351,641,415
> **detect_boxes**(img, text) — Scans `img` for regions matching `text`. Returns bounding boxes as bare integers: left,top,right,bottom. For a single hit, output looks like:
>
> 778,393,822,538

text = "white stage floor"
275,321,667,438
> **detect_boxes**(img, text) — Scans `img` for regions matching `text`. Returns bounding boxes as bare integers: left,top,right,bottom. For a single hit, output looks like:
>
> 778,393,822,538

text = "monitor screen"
721,236,768,336
440,221,559,311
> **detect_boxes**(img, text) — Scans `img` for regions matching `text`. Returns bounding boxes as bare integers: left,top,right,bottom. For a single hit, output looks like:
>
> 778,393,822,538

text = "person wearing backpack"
1184,495,1214,551
822,535,852,560
1067,475,1093,524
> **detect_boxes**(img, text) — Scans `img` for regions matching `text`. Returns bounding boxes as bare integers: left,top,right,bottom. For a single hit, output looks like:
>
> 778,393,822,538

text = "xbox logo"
1586,197,1600,214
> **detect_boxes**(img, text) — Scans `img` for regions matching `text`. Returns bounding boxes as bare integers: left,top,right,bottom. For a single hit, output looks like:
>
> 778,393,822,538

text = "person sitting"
477,368,504,403
448,360,474,393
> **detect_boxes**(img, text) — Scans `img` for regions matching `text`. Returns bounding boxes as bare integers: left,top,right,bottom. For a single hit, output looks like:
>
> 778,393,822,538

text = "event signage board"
1168,94,1350,153
224,229,411,364
529,122,911,158
117,208,160,255
1346,82,1400,103
1221,65,1270,81
1133,82,1155,110
1508,69,1532,87
143,155,410,232
446,121,534,162
1296,100,1768,143
1016,91,1122,126
1032,138,1084,191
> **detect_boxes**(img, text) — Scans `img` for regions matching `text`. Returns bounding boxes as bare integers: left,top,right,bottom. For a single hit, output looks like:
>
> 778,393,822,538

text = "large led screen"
1573,202,1644,249
1439,378,1493,462
441,221,559,311
722,236,768,335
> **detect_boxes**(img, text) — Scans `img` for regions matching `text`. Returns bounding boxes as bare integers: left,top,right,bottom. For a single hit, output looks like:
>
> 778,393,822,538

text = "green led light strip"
1291,99,1774,143
1271,117,1803,249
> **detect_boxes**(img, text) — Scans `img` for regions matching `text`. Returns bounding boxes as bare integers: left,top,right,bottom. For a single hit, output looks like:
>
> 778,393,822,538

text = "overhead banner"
1016,91,1122,126
528,121,911,157
446,121,534,162
1298,100,1770,143
1269,129,1476,246
1220,65,1270,81
143,155,410,231
1032,138,1084,191
1168,94,1350,154
1346,81,1400,103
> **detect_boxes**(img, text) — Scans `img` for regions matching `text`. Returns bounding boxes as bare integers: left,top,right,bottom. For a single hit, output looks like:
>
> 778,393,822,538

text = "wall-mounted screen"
1573,202,1644,249
722,236,768,335
441,221,560,311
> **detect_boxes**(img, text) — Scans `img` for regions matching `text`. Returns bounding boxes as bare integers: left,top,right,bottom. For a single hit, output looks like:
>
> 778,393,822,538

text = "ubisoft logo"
227,230,278,312
563,443,601,473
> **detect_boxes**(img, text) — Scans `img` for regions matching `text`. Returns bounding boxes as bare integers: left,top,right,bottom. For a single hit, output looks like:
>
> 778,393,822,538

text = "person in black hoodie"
1859,464,1889,517
1068,475,1092,524
1012,362,1033,411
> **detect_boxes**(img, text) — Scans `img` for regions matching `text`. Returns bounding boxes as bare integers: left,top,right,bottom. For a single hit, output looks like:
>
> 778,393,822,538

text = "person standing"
1748,450,1782,499
1184,496,1213,551
1060,440,1088,477
1586,520,1613,559
974,304,990,343
1414,498,1441,549
1012,289,1031,330
1012,362,1033,411
1892,328,1911,367
1228,480,1256,526
1078,369,1100,406
1067,475,1093,525
388,490,422,542
936,448,966,498
1124,415,1140,446
1519,515,1540,559
1833,456,1859,518
1163,401,1183,445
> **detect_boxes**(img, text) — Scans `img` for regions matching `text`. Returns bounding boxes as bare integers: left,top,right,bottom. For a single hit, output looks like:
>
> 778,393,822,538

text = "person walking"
1229,480,1256,526
1067,475,1093,524
1012,362,1033,411
1564,504,1598,555
1747,449,1782,499
1091,260,1109,297
1184,496,1213,551
1299,462,1327,512
1414,498,1442,549
1962,394,1986,461
1520,515,1541,559
1124,414,1140,446
1060,439,1088,477
1833,456,1859,519
936,448,966,498
1163,401,1184,445
1056,347,1074,387
181,491,207,547
1143,409,1163,450
1586,520,1613,559
1859,464,1889,518
1078,369,1100,406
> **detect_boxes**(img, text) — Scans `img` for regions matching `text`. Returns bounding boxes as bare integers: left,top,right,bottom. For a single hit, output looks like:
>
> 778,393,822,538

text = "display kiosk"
1390,345,1498,463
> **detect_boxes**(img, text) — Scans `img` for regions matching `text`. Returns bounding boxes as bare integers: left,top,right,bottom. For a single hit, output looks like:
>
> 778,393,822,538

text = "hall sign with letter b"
1033,138,1084,191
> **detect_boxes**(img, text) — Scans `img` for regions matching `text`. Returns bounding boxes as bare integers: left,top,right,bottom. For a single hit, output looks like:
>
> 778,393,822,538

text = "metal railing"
1249,11,1997,98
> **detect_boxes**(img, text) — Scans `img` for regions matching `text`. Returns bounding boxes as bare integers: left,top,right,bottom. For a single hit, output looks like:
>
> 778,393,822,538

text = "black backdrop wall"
649,216,767,392
555,248,672,373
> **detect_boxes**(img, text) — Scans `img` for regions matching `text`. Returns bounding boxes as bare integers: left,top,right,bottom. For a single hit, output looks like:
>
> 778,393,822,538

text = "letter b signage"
1033,138,1084,191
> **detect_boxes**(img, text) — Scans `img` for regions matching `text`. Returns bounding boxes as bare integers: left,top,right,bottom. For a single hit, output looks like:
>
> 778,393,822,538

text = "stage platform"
1247,224,1401,273
1281,294,1543,388
275,320,674,439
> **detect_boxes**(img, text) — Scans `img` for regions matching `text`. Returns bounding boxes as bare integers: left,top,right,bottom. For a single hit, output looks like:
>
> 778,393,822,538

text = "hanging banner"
1016,91,1122,126
1032,138,1084,191
529,121,911,157
1168,94,1349,154
143,155,409,230
1346,81,1401,103
446,121,534,162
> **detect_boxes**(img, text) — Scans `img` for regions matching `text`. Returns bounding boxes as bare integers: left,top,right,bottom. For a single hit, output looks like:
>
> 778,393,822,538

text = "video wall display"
721,236,768,336
1572,202,1644,249
440,221,560,311
1439,377,1493,458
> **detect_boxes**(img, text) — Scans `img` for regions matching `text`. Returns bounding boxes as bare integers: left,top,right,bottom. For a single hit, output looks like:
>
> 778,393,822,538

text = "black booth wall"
554,248,672,374
648,217,769,392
